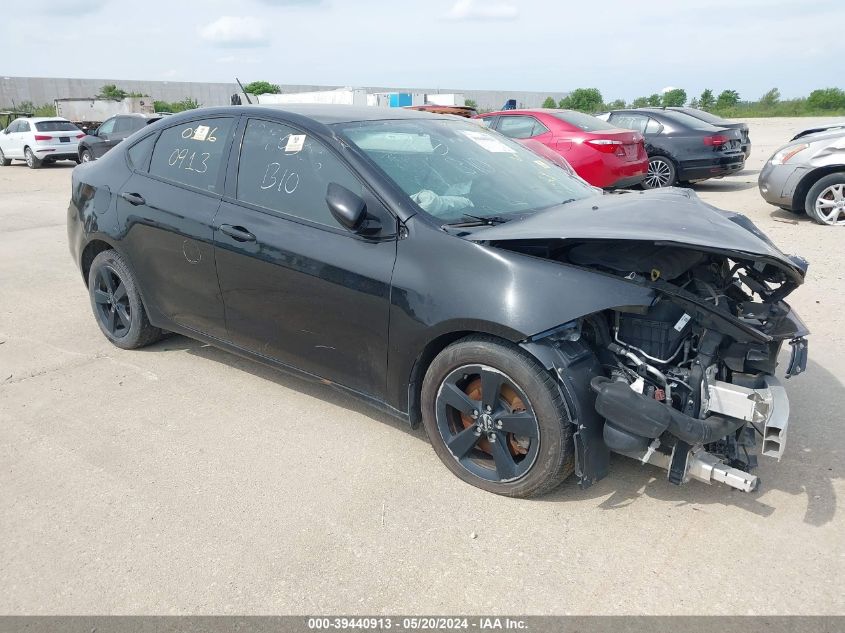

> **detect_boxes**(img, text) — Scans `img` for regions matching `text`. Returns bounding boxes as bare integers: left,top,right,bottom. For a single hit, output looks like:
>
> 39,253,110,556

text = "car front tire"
88,250,163,350
805,173,845,226
80,148,93,163
421,335,574,498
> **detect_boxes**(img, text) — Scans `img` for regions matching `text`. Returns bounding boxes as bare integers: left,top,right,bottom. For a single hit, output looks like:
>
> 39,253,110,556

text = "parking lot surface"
1,117,844,615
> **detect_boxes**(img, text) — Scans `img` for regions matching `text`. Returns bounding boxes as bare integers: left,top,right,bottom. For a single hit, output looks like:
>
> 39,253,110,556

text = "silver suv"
759,124,845,226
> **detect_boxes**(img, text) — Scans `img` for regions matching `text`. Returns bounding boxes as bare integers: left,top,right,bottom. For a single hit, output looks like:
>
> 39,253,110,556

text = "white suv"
0,117,84,168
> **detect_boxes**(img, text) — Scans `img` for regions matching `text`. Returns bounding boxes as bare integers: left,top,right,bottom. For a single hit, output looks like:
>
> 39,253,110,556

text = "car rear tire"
88,250,164,350
805,173,845,226
0,148,11,166
80,148,93,163
421,335,574,498
643,155,676,189
24,147,41,169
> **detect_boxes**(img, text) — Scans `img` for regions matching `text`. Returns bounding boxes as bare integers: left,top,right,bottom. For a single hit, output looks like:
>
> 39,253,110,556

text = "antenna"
235,77,252,105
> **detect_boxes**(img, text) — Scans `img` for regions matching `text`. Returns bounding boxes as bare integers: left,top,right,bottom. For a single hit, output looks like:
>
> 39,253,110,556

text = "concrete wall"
0,76,568,111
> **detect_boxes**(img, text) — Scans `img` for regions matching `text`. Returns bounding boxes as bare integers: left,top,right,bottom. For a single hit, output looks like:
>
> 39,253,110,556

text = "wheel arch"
794,165,845,211
80,238,118,285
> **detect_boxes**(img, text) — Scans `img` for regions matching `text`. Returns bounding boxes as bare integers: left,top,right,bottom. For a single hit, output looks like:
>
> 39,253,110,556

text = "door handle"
119,192,145,206
219,224,256,242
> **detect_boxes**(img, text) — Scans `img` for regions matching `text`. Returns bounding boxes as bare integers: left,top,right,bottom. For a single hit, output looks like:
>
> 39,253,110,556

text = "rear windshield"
35,120,79,132
651,110,720,131
550,110,619,132
674,108,724,125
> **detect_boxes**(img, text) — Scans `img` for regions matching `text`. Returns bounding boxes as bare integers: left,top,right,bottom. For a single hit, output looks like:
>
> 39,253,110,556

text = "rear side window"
19,121,31,132
609,113,648,134
498,116,548,139
127,133,157,171
148,118,235,192
35,120,79,132
235,118,363,228
645,118,663,134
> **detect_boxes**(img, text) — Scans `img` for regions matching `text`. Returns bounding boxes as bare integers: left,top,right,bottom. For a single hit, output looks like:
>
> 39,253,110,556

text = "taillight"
703,134,729,146
76,133,85,139
33,134,52,142
586,139,624,154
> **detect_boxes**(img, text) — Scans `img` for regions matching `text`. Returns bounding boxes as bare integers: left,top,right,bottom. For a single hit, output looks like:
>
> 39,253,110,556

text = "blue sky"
2,0,842,101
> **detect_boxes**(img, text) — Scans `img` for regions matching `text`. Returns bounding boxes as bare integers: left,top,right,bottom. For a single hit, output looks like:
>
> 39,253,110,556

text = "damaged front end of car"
473,190,810,493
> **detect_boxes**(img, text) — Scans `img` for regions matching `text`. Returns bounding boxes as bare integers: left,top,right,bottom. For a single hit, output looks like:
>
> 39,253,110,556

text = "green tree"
699,89,715,111
661,88,687,107
806,88,845,111
99,84,128,100
759,88,780,107
243,80,281,95
715,89,740,109
646,93,662,107
605,98,626,109
689,97,700,109
558,88,603,112
631,96,649,108
464,99,478,110
541,96,557,109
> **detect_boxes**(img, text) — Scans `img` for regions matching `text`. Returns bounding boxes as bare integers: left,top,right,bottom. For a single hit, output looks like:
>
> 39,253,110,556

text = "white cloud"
444,0,518,21
661,86,677,93
198,16,269,48
216,55,260,64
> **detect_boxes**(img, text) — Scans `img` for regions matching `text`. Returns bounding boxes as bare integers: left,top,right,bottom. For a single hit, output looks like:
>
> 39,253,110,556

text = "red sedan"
475,109,647,188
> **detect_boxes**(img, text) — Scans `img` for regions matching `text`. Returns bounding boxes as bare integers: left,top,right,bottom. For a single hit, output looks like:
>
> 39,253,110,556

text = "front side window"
338,118,596,222
98,118,116,135
236,118,363,228
148,117,235,192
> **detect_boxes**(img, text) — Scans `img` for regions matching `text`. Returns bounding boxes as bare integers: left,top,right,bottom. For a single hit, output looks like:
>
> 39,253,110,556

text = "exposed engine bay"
501,237,810,492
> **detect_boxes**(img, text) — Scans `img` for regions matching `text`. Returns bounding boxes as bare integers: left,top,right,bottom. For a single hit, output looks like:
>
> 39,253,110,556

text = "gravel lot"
1,117,843,615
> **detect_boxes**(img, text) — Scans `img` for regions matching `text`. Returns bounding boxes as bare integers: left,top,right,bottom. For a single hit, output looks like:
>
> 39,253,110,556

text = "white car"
0,117,84,169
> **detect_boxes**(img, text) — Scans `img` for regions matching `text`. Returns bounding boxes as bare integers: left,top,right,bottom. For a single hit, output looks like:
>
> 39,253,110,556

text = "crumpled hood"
470,188,807,281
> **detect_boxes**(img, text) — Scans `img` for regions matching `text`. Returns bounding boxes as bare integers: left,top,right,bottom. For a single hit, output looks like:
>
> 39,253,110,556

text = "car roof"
243,104,447,124
18,117,72,123
480,108,571,116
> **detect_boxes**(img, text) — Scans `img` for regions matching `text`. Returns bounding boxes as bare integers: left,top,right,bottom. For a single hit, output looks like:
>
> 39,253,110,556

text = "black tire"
804,172,845,226
421,335,574,498
80,148,93,163
74,156,82,165
87,249,163,349
0,147,11,166
642,155,676,189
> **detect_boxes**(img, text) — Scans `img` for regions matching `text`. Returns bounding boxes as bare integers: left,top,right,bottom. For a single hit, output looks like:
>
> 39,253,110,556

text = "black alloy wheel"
435,363,541,483
92,264,132,339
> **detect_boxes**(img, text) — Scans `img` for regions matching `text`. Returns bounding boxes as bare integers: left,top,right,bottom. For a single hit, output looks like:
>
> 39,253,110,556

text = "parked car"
77,113,161,162
666,107,751,158
759,126,845,225
0,117,84,168
405,104,478,118
475,109,647,188
791,123,845,141
68,105,808,498
596,108,745,188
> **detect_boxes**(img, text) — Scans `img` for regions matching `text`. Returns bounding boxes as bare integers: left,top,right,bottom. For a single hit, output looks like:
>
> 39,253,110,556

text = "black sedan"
68,105,807,497
597,108,746,188
667,107,751,158
78,113,161,162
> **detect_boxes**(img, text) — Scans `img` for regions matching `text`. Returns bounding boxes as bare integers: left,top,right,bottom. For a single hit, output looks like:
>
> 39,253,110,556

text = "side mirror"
326,183,369,232
2,128,9,135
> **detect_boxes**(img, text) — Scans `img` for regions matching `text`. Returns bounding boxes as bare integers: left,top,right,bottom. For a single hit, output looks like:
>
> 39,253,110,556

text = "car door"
92,117,117,157
213,117,398,397
16,120,32,157
1,120,20,157
114,115,238,339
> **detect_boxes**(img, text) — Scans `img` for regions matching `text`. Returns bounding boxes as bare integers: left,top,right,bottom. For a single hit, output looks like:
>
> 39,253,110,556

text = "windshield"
34,120,79,132
337,118,597,222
